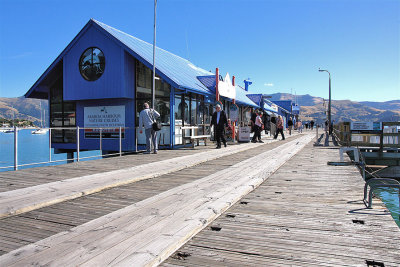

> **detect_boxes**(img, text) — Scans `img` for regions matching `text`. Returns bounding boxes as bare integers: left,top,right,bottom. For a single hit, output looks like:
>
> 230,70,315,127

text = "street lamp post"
319,69,332,135
152,0,157,109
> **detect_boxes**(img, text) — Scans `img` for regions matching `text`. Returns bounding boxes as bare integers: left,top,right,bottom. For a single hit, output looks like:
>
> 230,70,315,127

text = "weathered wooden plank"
161,136,400,267
0,133,299,257
0,135,313,266
0,137,282,219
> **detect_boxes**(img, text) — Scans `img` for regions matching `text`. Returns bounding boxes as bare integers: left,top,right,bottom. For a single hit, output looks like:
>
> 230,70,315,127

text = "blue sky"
0,0,399,102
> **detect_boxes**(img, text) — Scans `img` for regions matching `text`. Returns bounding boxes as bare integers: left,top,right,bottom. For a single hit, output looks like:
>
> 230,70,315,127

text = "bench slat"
190,135,210,139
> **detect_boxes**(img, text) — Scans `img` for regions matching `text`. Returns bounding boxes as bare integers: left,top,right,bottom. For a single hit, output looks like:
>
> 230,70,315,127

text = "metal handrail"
363,178,400,201
363,178,400,209
332,128,343,145
365,183,400,209
0,126,132,171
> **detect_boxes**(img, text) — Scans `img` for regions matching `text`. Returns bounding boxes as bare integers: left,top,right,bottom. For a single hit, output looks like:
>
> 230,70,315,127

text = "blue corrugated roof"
246,93,263,106
235,87,259,107
263,100,278,113
197,75,216,93
265,98,291,114
93,20,214,95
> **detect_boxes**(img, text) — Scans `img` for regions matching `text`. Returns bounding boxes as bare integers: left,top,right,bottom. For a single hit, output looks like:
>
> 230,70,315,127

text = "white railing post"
77,126,80,162
99,128,102,151
49,128,52,162
14,126,18,171
119,127,122,157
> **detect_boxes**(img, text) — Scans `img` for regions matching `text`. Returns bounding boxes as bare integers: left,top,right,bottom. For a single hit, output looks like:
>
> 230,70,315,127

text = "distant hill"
359,100,400,111
0,97,48,126
269,93,400,123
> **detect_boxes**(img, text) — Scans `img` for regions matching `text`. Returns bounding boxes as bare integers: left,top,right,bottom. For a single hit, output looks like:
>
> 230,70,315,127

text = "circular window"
79,47,105,81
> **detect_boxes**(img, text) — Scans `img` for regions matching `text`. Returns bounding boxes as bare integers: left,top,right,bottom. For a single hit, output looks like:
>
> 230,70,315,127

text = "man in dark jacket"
250,109,257,133
210,104,228,149
288,117,293,135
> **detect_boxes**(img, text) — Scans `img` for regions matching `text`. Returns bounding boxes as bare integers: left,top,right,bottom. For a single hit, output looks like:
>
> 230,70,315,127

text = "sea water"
374,187,400,228
0,129,101,171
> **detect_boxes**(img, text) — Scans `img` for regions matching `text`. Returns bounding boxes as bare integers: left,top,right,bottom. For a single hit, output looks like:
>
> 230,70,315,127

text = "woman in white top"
251,112,264,143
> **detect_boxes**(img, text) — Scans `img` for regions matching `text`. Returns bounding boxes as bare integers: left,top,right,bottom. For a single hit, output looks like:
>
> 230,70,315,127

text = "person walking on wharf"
210,104,228,149
251,111,264,143
297,120,303,133
274,115,285,140
288,117,293,135
139,102,160,154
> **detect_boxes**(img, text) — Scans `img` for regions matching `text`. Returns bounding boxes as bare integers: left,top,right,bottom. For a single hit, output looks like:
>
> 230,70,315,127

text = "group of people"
138,102,231,152
138,102,296,153
287,117,316,135
249,109,285,142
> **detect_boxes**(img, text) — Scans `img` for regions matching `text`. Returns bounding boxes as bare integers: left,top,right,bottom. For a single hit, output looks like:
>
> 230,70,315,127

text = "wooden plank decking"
163,136,400,266
0,133,299,255
0,131,399,266
0,137,279,219
0,134,312,266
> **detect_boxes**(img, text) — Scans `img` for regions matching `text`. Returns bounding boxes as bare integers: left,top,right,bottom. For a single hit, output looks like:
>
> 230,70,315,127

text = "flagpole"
152,0,157,109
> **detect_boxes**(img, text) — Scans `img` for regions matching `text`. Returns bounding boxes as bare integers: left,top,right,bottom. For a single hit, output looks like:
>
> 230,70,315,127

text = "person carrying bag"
151,111,161,131
139,102,160,154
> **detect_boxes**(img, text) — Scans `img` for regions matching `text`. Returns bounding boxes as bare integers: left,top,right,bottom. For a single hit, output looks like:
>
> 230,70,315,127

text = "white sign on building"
84,105,125,138
350,121,382,131
218,73,236,100
271,104,279,112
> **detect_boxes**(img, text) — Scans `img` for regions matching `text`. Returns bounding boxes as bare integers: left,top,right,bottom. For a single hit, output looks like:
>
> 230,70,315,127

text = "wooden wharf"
0,131,399,266
164,134,400,266
0,133,301,255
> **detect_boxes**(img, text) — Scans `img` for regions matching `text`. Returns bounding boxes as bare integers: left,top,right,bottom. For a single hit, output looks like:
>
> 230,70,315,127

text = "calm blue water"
374,187,400,228
0,129,101,171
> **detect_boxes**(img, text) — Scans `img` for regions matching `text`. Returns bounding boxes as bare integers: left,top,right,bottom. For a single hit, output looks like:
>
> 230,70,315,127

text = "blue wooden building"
25,19,258,153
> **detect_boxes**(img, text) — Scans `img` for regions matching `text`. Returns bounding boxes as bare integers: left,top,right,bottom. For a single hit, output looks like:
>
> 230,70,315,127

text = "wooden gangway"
0,131,399,266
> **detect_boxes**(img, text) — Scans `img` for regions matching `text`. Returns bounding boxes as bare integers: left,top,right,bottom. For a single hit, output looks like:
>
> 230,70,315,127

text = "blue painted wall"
56,25,137,152
123,51,135,99
63,24,133,101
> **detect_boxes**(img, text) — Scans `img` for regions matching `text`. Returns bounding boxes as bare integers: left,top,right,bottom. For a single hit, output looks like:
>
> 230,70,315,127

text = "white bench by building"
181,126,211,148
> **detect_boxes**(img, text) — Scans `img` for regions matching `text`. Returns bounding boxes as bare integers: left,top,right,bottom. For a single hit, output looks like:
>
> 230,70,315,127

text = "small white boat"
32,128,49,135
32,101,48,135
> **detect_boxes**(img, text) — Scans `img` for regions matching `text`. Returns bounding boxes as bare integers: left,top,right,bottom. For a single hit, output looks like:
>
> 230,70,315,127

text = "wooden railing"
333,122,400,150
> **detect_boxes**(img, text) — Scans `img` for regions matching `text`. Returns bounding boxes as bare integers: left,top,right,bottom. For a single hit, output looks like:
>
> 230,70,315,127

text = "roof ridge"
92,19,204,68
